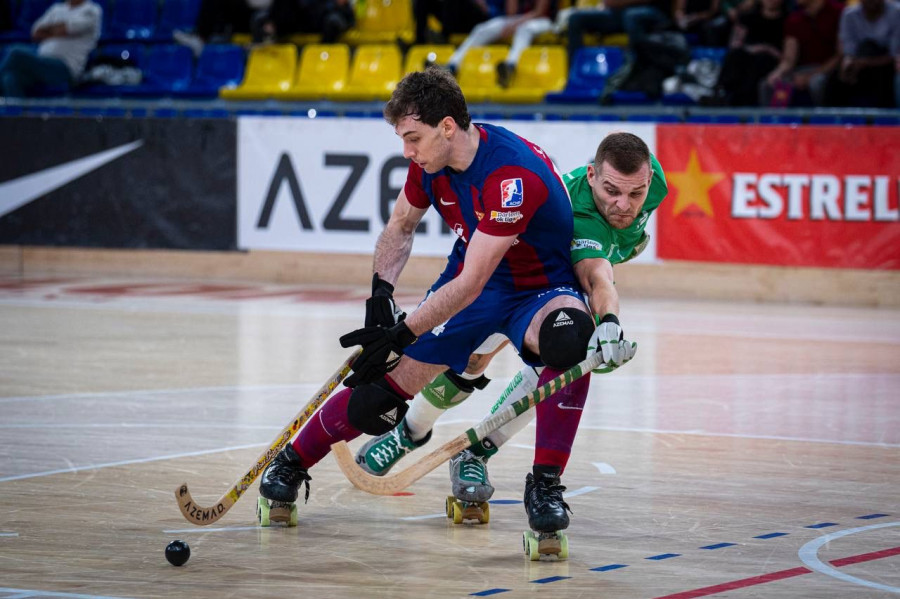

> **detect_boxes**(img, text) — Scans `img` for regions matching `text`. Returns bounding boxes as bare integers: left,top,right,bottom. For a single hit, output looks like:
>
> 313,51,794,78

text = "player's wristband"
595,313,620,326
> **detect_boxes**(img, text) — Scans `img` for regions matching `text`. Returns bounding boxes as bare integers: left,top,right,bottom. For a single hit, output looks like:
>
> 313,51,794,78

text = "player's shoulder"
650,153,668,191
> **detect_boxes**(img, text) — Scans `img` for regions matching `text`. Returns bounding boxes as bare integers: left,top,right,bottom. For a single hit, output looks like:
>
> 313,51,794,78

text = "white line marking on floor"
163,525,262,534
0,443,266,483
593,462,616,474
798,521,900,594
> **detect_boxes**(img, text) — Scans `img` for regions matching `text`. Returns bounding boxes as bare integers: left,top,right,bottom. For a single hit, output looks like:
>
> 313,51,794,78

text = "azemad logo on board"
236,117,657,259
656,125,900,270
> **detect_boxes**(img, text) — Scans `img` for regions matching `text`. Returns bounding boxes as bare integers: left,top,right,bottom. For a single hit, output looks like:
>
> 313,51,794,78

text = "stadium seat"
280,43,350,101
175,43,245,98
493,45,567,103
332,44,402,101
76,43,146,97
545,46,624,103
403,44,454,74
220,43,297,100
343,0,414,45
457,45,508,103
0,0,55,42
106,0,158,41
119,44,193,96
155,0,202,41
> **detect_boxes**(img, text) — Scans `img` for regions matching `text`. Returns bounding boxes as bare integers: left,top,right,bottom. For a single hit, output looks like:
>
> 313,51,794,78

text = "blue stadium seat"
807,115,867,125
119,44,193,96
626,113,682,122
758,114,804,124
175,43,245,98
106,0,158,41
0,0,55,42
155,0,202,41
607,90,653,105
76,43,145,96
546,46,625,104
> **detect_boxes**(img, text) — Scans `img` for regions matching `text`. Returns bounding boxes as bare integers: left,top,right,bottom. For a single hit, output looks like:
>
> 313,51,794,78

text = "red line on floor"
654,546,900,599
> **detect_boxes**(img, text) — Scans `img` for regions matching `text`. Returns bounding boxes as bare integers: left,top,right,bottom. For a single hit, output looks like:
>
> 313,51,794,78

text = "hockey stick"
175,349,360,525
331,351,605,496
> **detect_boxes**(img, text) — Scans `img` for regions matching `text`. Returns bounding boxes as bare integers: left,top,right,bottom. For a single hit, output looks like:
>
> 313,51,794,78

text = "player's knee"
538,308,593,370
347,379,409,436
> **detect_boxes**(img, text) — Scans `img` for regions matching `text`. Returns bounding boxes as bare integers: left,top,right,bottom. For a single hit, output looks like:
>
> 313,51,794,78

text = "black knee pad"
347,379,409,436
538,308,593,370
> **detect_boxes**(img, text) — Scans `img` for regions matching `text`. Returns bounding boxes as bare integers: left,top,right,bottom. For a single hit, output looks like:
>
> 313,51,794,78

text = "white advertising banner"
237,117,658,261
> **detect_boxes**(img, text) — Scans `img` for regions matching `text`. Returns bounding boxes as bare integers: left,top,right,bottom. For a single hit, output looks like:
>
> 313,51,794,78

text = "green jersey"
566,154,668,266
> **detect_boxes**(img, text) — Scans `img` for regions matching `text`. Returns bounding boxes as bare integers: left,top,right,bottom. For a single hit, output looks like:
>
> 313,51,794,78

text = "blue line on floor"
591,564,628,572
700,542,736,550
531,576,571,584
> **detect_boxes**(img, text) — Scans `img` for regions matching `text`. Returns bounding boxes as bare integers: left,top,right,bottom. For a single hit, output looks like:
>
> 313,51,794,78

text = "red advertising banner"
655,125,900,269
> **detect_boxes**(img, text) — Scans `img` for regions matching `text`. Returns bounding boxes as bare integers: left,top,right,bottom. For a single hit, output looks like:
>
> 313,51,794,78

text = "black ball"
165,540,190,566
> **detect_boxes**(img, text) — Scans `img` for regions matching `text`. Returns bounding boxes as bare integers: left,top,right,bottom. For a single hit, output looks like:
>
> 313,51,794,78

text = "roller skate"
257,444,310,527
355,418,431,476
522,466,572,560
445,439,497,525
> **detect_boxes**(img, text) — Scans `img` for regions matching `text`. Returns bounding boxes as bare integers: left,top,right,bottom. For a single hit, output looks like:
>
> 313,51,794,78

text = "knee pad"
347,379,409,436
538,308,593,370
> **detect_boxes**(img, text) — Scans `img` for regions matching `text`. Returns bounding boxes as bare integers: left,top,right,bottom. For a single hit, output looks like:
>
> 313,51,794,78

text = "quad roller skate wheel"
257,496,298,527
445,495,489,524
523,530,568,560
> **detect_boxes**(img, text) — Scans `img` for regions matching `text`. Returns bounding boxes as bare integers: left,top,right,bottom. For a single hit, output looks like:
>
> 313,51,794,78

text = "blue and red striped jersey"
404,123,576,291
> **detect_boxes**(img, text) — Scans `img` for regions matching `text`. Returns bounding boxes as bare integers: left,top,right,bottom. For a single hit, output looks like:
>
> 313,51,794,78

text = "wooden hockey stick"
331,351,605,496
175,349,360,525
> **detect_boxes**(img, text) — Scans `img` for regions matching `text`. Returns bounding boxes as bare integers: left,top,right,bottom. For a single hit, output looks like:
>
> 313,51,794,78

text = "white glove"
587,314,637,374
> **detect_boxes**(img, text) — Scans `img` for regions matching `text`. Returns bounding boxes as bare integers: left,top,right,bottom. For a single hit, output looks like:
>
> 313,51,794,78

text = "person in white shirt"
0,0,101,97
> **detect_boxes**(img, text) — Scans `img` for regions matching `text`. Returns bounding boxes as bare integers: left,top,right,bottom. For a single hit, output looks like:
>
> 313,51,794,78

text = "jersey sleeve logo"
500,178,524,208
490,210,523,223
571,238,603,251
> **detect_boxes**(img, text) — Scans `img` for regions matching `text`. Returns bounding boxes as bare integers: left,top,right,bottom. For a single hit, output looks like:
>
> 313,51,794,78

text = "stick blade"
174,482,234,526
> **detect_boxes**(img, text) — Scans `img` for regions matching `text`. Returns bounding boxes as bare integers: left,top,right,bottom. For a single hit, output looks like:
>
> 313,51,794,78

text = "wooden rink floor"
0,275,898,599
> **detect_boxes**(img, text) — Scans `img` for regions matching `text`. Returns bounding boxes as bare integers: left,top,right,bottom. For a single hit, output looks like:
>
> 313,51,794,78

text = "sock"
404,394,444,442
291,387,360,469
533,367,590,473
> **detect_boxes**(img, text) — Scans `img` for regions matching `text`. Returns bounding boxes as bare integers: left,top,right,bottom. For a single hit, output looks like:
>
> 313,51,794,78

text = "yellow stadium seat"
220,44,297,101
343,0,414,45
457,45,508,103
493,46,568,103
403,44,455,74
332,44,403,101
280,44,350,101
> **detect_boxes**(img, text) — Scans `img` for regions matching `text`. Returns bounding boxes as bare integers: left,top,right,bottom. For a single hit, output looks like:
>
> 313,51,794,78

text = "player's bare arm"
574,257,620,318
404,229,517,337
373,190,428,285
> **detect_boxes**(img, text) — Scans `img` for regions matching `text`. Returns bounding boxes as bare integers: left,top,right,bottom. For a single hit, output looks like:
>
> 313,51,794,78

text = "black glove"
365,273,406,328
339,321,417,387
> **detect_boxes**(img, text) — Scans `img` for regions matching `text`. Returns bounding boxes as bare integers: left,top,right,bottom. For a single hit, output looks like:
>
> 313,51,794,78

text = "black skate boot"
257,444,311,527
522,465,572,560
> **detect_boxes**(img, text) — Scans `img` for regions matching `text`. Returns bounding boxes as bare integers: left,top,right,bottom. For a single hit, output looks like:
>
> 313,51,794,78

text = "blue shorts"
403,277,584,373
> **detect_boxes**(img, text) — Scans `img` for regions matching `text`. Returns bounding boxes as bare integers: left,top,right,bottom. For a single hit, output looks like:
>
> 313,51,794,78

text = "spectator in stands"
674,0,723,46
174,0,271,58
565,0,671,60
702,0,753,46
825,0,899,107
413,0,494,44
760,0,843,106
714,0,786,105
255,0,355,44
0,0,101,97
439,0,559,88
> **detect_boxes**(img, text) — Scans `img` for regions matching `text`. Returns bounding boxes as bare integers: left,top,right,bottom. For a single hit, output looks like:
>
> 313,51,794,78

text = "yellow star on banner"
667,149,726,217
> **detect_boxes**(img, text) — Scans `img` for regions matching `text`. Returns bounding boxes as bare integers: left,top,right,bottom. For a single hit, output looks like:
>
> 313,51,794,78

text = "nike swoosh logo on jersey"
556,404,584,411
0,140,144,219
439,198,455,206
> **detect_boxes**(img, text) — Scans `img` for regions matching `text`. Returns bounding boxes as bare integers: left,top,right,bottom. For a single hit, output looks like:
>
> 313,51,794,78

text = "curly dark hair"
383,67,471,130
595,132,651,174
